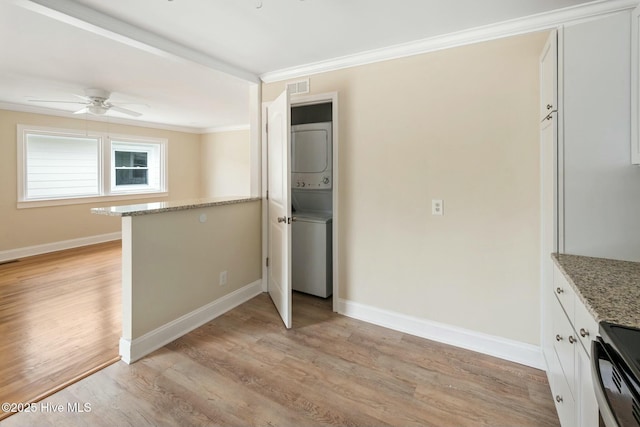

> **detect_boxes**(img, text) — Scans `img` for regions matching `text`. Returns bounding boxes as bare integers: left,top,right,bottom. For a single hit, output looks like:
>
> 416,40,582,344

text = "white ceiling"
0,0,602,132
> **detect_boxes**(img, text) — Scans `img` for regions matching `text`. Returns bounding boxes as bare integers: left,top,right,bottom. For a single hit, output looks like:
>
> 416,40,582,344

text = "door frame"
261,91,339,313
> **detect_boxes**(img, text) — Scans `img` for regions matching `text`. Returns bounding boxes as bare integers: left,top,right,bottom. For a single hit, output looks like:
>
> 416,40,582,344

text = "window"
18,125,167,207
24,132,101,200
110,140,163,193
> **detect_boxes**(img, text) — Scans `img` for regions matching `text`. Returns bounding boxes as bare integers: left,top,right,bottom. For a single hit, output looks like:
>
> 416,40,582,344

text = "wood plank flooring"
2,288,560,426
0,241,122,421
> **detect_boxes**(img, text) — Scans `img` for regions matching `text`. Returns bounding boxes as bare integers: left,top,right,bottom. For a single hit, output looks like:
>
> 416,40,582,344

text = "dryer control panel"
294,174,331,189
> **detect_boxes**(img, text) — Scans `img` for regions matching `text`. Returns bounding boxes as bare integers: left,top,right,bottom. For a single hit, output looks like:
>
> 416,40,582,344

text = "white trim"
11,0,258,84
337,298,545,370
249,84,261,199
201,124,251,134
0,231,121,263
17,191,168,209
0,103,206,134
119,280,263,364
260,101,269,293
260,0,639,83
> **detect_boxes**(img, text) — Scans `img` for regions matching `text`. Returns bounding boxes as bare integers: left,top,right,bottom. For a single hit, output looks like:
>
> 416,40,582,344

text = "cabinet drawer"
553,266,575,319
574,297,598,355
551,296,576,397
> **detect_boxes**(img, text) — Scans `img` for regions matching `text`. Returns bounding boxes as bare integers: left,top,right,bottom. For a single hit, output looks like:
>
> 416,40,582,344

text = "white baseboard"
337,298,544,370
120,279,263,364
0,232,122,263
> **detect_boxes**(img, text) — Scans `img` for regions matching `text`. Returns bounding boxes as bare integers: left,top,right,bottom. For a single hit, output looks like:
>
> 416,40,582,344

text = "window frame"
17,125,168,208
108,137,166,195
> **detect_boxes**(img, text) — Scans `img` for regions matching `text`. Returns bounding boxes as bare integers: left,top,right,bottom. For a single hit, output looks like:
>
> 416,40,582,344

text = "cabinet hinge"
266,257,269,267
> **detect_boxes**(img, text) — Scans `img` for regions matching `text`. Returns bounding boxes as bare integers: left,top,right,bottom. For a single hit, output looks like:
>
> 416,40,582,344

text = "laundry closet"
290,102,333,299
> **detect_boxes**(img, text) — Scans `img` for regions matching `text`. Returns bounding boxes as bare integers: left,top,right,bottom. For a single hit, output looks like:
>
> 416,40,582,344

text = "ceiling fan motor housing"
84,88,110,101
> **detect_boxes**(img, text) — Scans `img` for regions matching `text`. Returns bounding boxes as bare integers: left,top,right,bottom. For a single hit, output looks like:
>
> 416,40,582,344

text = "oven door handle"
591,339,620,427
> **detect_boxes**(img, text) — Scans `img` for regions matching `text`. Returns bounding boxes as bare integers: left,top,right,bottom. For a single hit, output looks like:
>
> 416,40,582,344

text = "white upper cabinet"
540,32,558,123
632,6,640,164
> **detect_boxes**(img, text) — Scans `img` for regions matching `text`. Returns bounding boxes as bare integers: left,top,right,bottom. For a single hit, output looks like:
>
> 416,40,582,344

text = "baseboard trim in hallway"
337,297,544,370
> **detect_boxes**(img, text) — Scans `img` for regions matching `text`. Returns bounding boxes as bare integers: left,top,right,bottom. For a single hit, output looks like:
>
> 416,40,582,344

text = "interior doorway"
291,93,338,318
263,91,339,326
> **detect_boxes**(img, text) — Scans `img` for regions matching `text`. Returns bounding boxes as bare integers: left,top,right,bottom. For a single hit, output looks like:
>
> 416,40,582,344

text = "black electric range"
592,321,640,427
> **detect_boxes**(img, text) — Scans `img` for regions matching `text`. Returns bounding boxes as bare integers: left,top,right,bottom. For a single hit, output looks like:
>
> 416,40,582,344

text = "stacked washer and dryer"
291,116,333,298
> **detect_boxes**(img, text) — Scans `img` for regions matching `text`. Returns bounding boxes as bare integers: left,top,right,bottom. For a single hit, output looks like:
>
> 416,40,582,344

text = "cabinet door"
540,30,558,122
632,6,640,164
553,363,577,427
576,345,599,427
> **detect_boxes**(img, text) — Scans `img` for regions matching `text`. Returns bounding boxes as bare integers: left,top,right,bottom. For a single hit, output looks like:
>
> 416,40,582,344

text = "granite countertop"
552,253,640,329
91,196,261,217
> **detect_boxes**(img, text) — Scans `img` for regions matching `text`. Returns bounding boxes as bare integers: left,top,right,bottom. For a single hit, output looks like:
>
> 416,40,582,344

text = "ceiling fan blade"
109,105,142,117
73,107,89,115
28,99,87,104
73,94,91,101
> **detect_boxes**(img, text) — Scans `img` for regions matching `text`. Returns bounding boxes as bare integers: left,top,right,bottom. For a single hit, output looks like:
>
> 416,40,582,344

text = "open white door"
267,88,292,328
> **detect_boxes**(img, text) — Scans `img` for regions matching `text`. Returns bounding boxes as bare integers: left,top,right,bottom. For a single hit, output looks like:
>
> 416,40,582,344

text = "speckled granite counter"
552,253,640,329
91,196,261,217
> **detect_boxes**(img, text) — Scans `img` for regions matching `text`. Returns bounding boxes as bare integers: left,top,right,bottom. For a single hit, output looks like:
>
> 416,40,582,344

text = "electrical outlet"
432,199,444,216
219,271,228,286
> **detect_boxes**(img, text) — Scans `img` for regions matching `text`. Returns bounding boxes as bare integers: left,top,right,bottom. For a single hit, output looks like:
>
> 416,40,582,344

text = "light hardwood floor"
0,241,121,421
2,282,560,426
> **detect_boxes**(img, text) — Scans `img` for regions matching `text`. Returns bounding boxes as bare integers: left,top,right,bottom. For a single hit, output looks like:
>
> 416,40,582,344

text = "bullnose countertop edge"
552,253,640,329
91,196,261,217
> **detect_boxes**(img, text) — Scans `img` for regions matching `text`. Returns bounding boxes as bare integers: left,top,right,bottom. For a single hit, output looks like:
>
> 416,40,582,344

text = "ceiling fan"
28,88,143,117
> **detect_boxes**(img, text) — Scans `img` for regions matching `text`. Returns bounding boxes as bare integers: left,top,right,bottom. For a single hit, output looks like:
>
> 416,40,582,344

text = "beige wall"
0,110,201,251
263,31,548,345
201,129,251,197
126,200,261,338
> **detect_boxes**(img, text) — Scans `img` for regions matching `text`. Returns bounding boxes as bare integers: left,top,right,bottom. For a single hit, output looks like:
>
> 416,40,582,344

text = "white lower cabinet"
576,342,599,427
545,264,599,427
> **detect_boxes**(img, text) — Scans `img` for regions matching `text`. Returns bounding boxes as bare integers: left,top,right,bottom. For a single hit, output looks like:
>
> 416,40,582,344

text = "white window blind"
25,133,100,200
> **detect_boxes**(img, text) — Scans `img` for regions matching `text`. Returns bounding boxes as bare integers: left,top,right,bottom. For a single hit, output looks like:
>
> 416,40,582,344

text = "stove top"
600,322,640,385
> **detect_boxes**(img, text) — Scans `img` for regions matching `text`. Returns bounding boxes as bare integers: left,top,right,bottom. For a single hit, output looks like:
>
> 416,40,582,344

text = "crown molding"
0,102,205,134
261,0,639,83
201,124,251,134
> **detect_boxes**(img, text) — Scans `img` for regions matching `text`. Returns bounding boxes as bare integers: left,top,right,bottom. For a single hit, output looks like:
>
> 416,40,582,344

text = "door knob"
580,328,589,337
289,216,297,223
556,334,562,342
568,336,576,344
277,216,286,223
547,104,553,110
